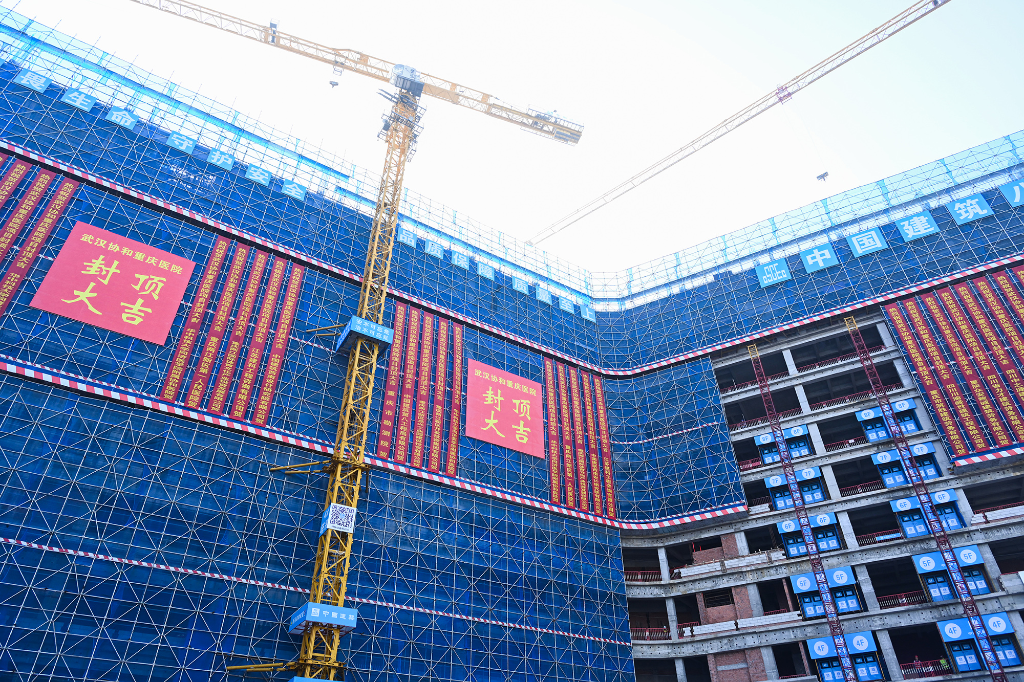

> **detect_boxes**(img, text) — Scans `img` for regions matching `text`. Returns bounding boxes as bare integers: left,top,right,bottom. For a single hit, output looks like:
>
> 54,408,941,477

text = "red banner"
163,236,231,401
0,160,34,263
970,276,1024,413
376,303,408,459
557,363,576,508
544,358,561,505
207,251,270,414
428,317,449,472
940,286,1024,442
569,368,589,511
922,293,1011,446
393,306,420,464
884,303,970,456
582,371,603,516
411,313,435,468
465,359,543,458
0,178,79,319
184,244,249,408
989,271,1024,368
903,298,989,452
445,323,464,477
251,264,304,425
230,257,287,419
593,375,616,518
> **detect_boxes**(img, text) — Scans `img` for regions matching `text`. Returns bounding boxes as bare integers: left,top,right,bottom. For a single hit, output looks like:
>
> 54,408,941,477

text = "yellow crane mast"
128,2,583,679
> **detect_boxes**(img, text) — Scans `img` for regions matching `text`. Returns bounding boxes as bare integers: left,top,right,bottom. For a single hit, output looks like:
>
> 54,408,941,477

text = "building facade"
0,8,1023,682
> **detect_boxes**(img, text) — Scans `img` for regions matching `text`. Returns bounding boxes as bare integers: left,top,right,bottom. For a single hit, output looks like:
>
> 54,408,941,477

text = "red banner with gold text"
544,358,561,505
569,368,589,512
230,257,287,419
445,323,464,477
251,264,304,426
411,313,435,468
428,317,449,472
582,372,604,516
394,307,420,464
376,303,408,459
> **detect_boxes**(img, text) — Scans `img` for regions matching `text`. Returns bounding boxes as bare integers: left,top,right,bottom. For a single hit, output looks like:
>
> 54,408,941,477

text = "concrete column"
976,542,1004,588
735,531,750,556
836,511,859,550
876,321,895,348
747,584,765,618
875,629,904,681
658,546,671,582
821,465,841,500
892,357,915,389
911,399,935,432
854,564,880,610
667,596,680,641
807,423,828,457
782,349,799,376
953,487,976,527
1004,611,1024,655
675,658,688,682
931,442,953,475
794,384,811,413
760,646,780,681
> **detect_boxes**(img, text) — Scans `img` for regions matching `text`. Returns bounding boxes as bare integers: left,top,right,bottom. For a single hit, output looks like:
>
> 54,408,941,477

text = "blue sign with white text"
166,132,196,155
895,211,940,242
1000,180,1024,208
61,89,97,113
105,108,139,131
281,180,307,201
755,259,791,287
946,194,992,225
206,149,234,171
846,228,888,257
800,244,840,273
245,165,272,186
14,69,50,93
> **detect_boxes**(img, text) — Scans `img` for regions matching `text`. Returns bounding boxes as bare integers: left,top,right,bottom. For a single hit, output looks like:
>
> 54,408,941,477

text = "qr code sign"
328,504,357,533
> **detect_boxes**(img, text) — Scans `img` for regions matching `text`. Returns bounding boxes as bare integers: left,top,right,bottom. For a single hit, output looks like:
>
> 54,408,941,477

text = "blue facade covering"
2,7,1024,682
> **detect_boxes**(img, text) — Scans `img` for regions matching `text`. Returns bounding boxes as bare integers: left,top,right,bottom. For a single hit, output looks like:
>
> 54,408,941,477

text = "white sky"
8,0,1024,274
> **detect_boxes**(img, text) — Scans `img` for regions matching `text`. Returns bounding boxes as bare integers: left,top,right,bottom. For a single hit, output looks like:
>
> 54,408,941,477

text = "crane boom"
128,0,583,144
528,0,952,245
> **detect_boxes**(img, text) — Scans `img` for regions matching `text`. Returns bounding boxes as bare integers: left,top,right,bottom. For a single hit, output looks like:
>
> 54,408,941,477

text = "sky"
7,0,1024,274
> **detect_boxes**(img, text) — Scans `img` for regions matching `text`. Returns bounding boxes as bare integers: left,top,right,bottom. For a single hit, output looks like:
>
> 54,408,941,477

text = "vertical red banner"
992,270,1024,367
163,236,231,401
557,363,576,508
410,313,435,468
0,177,78,319
593,375,616,518
428,317,449,472
251,264,305,426
582,372,604,516
569,368,589,512
971,276,1024,410
393,306,421,464
184,244,249,408
376,303,408,459
977,275,1024,370
884,303,970,456
544,358,561,505
922,293,1011,446
903,298,990,452
230,257,287,419
207,251,269,414
0,160,35,263
939,287,1024,443
445,323,464,477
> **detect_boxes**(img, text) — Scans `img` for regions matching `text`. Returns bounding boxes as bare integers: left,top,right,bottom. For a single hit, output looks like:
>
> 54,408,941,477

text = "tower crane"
528,0,953,246
127,2,583,679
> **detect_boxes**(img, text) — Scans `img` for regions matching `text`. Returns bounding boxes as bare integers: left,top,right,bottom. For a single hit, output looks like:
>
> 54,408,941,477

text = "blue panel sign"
946,194,993,225
827,566,856,588
895,211,940,242
336,315,394,354
559,297,575,313
777,512,835,535
478,263,494,280
790,572,817,593
288,602,358,635
940,613,1014,643
105,108,139,131
536,288,552,304
808,636,836,660
800,244,841,273
913,551,944,574
755,259,791,287
764,474,787,489
166,132,196,155
245,164,272,186
206,149,234,171
796,466,821,481
60,89,97,112
857,399,915,422
15,69,50,93
425,241,444,259
756,425,808,444
891,398,916,412
954,545,984,567
808,632,876,660
512,277,529,294
451,251,470,269
581,306,596,322
999,180,1024,208
846,228,888,258
281,180,307,201
397,229,417,248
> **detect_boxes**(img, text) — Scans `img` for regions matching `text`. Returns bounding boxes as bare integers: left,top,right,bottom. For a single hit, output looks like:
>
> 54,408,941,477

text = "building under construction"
1,5,1024,682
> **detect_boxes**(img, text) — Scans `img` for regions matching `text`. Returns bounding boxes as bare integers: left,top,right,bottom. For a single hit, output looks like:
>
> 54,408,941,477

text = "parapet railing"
795,345,887,373
807,383,903,412
900,659,952,679
824,436,868,453
854,528,904,546
971,501,1024,525
878,590,927,609
729,408,801,432
630,627,670,641
623,570,662,583
720,372,789,395
839,480,885,497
